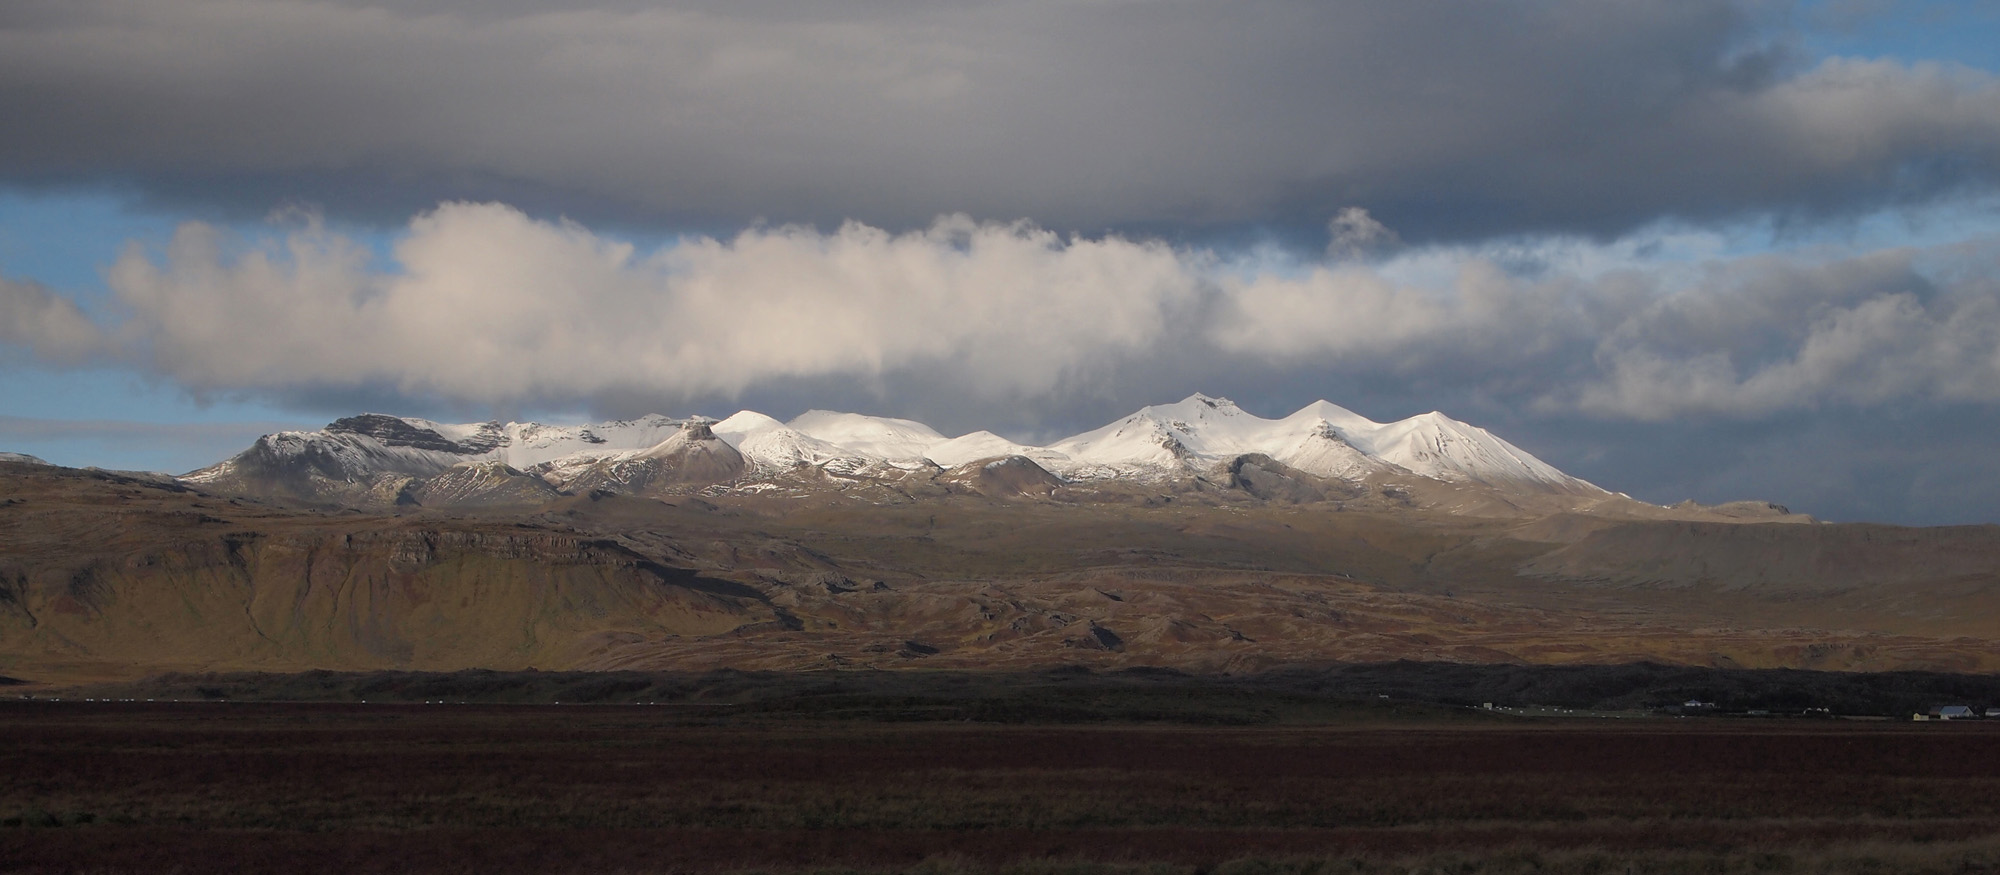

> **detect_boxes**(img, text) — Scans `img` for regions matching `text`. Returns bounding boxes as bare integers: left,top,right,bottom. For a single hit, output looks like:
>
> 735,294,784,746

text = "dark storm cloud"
4,0,1999,237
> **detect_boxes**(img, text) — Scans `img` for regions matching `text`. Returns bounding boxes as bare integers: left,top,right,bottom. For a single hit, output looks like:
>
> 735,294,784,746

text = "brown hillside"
3,460,1998,682
0,463,772,682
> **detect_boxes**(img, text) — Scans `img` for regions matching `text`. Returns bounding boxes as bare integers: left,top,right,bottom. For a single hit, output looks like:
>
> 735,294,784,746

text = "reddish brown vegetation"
3,703,1998,873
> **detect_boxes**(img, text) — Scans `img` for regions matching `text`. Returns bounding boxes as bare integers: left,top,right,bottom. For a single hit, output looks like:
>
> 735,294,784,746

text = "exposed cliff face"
1227,453,1364,504
325,414,501,454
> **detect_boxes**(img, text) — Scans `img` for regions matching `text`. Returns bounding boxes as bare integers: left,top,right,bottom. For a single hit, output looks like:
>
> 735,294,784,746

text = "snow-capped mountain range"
182,394,1603,506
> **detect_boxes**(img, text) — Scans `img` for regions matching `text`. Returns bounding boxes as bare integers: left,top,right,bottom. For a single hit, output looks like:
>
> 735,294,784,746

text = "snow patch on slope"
926,431,1072,470
493,415,683,468
786,410,946,466
713,410,869,473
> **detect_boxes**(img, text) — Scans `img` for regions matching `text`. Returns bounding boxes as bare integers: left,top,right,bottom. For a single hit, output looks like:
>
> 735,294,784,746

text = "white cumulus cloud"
9,201,2000,426
100,203,1205,406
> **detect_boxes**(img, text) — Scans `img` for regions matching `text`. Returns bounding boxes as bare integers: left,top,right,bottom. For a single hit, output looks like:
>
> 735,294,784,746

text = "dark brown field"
4,703,1999,874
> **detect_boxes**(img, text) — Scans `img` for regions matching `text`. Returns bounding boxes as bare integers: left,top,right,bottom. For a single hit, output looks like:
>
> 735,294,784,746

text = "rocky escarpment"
325,414,502,454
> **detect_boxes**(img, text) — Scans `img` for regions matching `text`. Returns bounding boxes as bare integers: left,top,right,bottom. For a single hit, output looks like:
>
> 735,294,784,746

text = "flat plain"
4,701,1999,874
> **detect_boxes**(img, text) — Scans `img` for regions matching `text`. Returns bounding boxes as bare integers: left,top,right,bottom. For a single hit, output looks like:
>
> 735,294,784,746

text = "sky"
4,0,2000,524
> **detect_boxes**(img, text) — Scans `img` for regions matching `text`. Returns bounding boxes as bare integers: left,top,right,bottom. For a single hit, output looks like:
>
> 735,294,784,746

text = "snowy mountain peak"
1146,393,1250,424
1050,393,1286,472
1279,400,1375,433
1046,395,1599,493
1182,392,1239,410
634,418,732,460
709,410,869,473
712,410,783,442
927,431,1036,469
1363,410,1579,489
786,410,947,461
184,393,1603,506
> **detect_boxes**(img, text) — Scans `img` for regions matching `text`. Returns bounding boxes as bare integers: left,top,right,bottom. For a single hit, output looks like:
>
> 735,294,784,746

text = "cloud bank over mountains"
5,0,2000,524
3,0,1999,237
11,201,1997,436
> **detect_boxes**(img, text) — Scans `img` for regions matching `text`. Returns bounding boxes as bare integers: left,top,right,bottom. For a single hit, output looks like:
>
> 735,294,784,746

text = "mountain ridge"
182,393,1620,511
